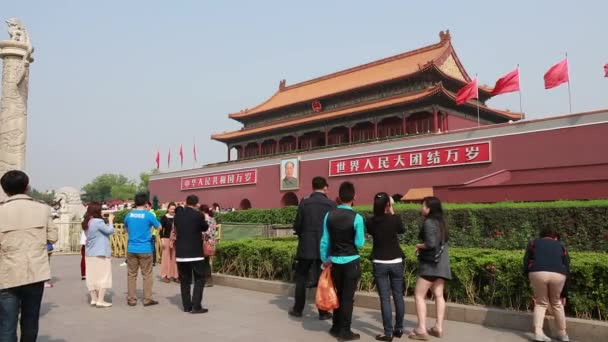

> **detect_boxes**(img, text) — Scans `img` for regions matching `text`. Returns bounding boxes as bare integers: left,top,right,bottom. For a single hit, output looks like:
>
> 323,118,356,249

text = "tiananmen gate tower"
149,31,608,209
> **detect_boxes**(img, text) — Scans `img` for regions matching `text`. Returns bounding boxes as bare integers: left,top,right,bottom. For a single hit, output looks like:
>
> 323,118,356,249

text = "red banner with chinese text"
181,169,257,190
329,142,491,177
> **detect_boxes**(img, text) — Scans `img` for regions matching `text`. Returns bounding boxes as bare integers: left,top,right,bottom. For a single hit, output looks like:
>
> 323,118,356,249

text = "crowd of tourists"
289,176,571,342
0,170,219,341
0,170,571,342
82,192,218,311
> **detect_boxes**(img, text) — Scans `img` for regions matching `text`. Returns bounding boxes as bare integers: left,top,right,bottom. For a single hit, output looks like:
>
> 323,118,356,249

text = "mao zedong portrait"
282,160,299,190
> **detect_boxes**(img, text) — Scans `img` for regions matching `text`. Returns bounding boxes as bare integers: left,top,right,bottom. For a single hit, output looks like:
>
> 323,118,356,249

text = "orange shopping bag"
316,264,339,311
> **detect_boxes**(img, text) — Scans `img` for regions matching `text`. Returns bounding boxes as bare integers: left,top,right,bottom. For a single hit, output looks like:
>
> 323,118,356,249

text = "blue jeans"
374,262,405,336
0,281,45,342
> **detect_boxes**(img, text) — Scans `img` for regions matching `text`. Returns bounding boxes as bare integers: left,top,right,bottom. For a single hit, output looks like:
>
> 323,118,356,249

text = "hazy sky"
3,0,607,190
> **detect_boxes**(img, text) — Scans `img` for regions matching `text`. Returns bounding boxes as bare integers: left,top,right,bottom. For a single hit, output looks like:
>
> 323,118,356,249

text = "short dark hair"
312,177,328,191
200,204,213,217
186,195,199,206
540,227,559,239
1,170,29,196
134,193,149,207
338,181,355,204
285,161,295,168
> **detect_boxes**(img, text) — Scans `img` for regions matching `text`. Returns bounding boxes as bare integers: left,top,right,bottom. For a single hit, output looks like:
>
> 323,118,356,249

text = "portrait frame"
280,157,300,191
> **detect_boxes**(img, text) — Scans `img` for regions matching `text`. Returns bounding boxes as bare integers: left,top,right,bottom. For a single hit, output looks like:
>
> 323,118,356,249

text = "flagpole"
475,74,480,127
565,52,572,113
517,64,523,114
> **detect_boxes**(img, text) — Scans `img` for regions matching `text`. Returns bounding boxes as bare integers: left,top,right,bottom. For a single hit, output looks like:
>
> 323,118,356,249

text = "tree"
137,169,159,195
82,174,134,202
110,184,137,201
29,188,55,205
152,195,159,210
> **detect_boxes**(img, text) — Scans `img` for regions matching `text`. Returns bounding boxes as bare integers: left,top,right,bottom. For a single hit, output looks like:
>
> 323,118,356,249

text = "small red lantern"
312,100,322,113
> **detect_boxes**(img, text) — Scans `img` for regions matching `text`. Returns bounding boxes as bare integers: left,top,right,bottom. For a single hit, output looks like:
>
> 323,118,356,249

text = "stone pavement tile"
37,256,532,341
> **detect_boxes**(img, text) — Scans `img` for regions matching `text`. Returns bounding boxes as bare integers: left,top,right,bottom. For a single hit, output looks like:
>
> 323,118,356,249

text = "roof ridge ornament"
279,79,286,91
439,30,451,43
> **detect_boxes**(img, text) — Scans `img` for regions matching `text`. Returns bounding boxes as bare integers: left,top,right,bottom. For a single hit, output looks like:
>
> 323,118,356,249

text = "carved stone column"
0,22,34,201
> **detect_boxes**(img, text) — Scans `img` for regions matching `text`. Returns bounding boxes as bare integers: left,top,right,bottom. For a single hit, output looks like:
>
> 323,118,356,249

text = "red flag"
604,63,608,77
179,145,184,166
155,151,160,169
455,78,478,105
167,149,171,168
544,58,569,89
193,143,197,162
490,68,520,96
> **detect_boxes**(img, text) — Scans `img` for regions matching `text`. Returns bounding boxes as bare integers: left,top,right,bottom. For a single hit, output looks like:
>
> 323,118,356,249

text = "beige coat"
0,194,58,289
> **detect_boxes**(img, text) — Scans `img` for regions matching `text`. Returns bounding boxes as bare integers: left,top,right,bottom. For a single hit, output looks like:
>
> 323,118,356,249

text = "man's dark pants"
0,281,45,342
151,237,157,266
331,259,361,336
177,260,206,311
293,258,329,315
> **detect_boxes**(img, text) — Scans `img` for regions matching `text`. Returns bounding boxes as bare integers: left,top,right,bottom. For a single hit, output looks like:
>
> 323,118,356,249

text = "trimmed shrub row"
216,201,608,251
213,238,608,320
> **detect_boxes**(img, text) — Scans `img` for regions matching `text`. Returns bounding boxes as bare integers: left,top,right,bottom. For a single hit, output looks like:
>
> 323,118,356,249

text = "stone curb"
212,273,608,341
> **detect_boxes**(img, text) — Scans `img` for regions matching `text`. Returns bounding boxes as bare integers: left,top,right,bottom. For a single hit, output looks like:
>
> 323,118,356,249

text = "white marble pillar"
0,19,33,201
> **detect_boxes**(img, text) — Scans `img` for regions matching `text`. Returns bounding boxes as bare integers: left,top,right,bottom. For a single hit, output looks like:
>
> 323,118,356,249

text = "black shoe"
376,334,393,342
319,312,333,320
288,309,303,318
190,308,209,314
183,307,192,313
127,301,137,307
338,332,361,341
329,328,340,338
143,300,159,307
392,329,403,338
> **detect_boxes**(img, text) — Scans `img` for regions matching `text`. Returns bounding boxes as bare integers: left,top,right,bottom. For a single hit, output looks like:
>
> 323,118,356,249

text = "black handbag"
418,243,445,263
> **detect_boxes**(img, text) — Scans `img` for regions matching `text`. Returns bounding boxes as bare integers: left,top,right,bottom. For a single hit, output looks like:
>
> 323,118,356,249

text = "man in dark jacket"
174,195,209,314
289,177,336,320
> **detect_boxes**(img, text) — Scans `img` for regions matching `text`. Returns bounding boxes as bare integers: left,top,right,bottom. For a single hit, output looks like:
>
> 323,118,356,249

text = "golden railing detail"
110,223,221,263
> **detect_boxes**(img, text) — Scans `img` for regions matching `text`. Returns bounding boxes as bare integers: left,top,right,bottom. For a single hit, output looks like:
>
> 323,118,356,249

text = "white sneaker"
557,334,570,342
120,262,127,267
533,333,551,342
96,301,112,308
90,301,97,306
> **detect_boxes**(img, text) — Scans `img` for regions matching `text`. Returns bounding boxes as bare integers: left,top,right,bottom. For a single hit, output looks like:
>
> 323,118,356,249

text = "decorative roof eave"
228,89,282,122
212,84,520,143
228,45,493,122
439,42,472,83
228,32,454,120
423,63,492,100
214,86,443,142
228,62,492,124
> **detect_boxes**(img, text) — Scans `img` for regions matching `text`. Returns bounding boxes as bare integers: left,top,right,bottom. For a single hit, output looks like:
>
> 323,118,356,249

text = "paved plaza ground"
37,256,533,341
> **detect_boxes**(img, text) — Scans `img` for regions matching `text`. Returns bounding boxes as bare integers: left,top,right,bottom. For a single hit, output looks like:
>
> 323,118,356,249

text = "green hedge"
213,239,608,320
217,200,608,252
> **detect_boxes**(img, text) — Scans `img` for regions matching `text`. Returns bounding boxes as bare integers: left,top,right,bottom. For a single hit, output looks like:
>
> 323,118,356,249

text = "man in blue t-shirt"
124,193,161,306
